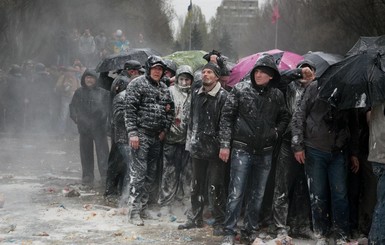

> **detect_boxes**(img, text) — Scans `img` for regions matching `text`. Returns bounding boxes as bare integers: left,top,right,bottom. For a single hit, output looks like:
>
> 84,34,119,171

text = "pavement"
0,134,319,244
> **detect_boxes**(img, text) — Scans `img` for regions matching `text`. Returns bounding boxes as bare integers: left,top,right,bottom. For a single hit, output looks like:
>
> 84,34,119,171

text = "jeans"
305,146,349,239
369,162,385,245
223,148,272,235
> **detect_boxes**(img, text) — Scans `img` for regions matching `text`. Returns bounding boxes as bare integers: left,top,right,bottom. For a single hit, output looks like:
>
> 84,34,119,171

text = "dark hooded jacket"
291,80,350,153
219,55,290,153
124,74,174,137
69,70,110,134
112,78,129,144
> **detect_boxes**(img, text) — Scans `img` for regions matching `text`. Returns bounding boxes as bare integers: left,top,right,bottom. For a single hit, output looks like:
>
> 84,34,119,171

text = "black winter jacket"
189,82,228,160
124,75,174,137
219,80,290,153
69,70,110,134
291,80,350,153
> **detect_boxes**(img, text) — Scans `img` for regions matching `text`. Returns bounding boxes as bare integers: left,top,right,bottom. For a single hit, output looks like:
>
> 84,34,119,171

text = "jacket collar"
198,82,221,97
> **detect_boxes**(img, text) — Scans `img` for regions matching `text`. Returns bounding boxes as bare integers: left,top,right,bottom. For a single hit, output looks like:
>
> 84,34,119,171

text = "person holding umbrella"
291,74,359,244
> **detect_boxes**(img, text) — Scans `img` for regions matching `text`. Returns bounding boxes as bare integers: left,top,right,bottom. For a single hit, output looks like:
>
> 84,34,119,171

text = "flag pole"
275,19,278,49
188,0,192,50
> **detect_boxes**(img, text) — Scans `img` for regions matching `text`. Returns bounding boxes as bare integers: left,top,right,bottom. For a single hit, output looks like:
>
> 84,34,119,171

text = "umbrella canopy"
303,51,343,78
95,48,161,72
163,50,208,72
346,35,385,56
228,49,303,87
319,51,385,110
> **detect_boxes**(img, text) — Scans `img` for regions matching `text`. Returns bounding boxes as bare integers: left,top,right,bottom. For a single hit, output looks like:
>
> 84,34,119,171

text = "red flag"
271,3,280,24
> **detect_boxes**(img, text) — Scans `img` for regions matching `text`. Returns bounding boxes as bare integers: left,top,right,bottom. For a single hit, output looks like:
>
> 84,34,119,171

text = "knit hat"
202,62,221,78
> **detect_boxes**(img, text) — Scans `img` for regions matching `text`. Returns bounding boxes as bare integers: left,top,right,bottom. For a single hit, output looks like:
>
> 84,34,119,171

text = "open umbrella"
319,50,385,109
346,35,385,56
96,48,161,72
163,50,208,72
228,49,303,87
303,51,343,78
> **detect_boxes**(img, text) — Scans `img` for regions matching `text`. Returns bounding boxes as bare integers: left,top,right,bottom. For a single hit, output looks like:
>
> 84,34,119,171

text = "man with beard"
178,62,228,236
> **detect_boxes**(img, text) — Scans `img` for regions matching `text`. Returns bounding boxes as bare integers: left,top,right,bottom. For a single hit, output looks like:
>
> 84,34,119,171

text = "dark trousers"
305,147,349,239
127,132,161,215
223,148,272,235
79,130,109,185
105,142,129,196
348,155,377,236
158,143,191,206
369,162,385,245
272,139,311,231
188,157,226,227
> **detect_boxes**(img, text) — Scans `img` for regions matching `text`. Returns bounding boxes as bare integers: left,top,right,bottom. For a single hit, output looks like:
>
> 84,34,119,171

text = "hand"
350,156,360,174
301,67,315,82
159,131,166,141
219,148,230,163
294,150,305,164
210,54,218,64
130,136,139,149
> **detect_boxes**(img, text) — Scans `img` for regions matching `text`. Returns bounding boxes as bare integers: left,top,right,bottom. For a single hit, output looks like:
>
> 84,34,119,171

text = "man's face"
128,69,140,77
150,65,164,82
202,68,218,87
253,69,272,86
84,75,96,87
164,70,173,78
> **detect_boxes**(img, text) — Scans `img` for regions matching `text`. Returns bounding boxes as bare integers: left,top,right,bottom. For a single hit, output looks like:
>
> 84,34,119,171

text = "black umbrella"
319,50,385,110
95,48,161,72
346,35,385,56
303,51,343,78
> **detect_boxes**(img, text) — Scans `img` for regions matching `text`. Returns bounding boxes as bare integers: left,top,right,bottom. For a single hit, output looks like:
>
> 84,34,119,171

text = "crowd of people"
0,43,384,245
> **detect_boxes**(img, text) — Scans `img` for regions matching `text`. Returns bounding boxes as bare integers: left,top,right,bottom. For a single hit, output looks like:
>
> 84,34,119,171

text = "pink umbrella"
228,49,303,87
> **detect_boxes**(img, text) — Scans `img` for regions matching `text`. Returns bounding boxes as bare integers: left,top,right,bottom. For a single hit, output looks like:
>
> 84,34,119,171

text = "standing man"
110,60,145,96
124,55,174,226
291,77,357,244
367,103,385,245
69,70,110,187
105,60,144,198
272,60,316,238
219,54,290,245
178,62,228,236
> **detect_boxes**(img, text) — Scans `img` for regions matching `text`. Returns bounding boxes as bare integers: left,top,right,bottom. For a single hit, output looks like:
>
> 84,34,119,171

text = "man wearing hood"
218,54,290,245
124,55,174,226
69,69,110,187
158,65,193,216
178,62,228,236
